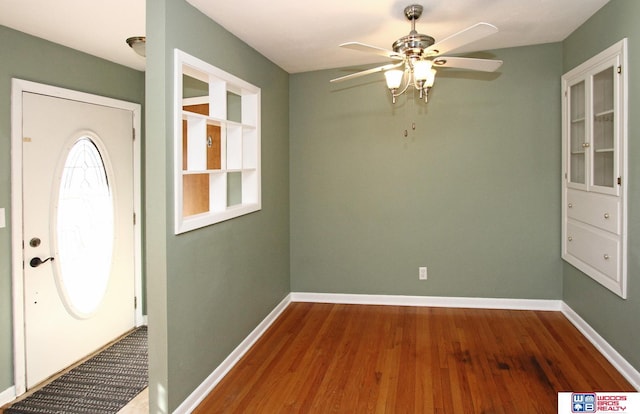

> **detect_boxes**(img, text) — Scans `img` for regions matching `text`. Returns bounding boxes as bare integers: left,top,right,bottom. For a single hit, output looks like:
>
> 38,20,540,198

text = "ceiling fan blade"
432,56,503,72
426,23,498,56
340,42,403,60
330,62,404,83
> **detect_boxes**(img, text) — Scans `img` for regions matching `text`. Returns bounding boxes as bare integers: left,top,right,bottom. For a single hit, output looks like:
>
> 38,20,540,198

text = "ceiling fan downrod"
404,4,423,30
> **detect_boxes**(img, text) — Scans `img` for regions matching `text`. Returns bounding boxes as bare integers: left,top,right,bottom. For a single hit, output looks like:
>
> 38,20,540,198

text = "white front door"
21,92,136,388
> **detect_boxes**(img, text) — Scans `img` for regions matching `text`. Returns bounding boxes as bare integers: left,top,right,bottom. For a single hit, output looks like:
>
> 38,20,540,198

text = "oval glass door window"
56,137,114,317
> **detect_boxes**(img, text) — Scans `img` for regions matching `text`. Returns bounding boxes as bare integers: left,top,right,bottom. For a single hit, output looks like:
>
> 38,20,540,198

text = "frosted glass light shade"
426,69,437,87
384,69,404,89
413,60,433,81
126,36,146,57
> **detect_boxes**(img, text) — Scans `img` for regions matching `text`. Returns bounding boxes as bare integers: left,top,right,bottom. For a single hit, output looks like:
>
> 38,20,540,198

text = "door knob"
30,256,54,268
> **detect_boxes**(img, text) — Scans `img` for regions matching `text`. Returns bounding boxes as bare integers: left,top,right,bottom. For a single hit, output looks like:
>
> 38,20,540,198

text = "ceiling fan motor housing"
393,4,436,59
392,34,435,58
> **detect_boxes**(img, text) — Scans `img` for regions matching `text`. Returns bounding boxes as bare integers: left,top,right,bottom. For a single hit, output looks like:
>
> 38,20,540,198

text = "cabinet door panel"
568,80,586,186
592,66,616,189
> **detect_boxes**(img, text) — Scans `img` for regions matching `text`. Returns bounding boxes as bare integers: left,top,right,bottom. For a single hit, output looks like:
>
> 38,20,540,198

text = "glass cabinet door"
592,66,615,188
569,80,586,185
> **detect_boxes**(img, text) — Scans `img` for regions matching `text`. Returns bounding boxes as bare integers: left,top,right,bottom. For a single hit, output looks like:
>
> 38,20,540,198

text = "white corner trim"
173,294,292,414
561,303,640,391
0,386,16,406
290,292,563,311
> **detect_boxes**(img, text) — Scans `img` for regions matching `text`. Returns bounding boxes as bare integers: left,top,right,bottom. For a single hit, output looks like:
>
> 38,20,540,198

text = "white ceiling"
0,0,610,74
0,0,146,71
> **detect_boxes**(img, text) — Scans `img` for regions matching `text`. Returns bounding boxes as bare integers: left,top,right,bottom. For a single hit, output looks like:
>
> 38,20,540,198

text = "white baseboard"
561,303,640,391
173,294,292,414
0,386,16,407
290,292,563,311
174,292,639,412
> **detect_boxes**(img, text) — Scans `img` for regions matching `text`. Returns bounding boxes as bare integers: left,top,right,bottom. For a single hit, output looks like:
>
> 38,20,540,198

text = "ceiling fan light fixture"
413,60,432,81
384,69,404,89
126,36,146,57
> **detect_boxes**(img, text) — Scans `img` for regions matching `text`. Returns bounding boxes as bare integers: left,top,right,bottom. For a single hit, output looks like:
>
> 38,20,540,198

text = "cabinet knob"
604,254,610,260
582,142,590,148
604,213,610,219
568,203,573,208
568,236,573,242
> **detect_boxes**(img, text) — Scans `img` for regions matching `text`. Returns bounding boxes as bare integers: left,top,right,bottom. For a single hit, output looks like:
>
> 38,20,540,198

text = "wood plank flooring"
194,303,634,413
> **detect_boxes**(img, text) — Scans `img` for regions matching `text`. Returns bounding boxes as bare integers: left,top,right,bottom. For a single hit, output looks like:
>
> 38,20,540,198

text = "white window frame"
174,49,261,234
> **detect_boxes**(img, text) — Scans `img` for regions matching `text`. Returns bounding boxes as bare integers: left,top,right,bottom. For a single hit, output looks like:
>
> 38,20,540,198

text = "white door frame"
10,79,143,397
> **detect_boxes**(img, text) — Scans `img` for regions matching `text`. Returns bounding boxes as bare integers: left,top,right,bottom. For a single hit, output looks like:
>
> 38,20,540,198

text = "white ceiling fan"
331,4,503,103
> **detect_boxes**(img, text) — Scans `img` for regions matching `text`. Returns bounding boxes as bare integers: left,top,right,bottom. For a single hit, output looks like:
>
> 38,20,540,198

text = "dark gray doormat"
6,326,147,414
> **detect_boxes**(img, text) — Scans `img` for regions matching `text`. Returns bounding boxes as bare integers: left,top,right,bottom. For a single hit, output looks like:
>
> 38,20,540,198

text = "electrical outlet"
0,208,5,228
419,266,427,280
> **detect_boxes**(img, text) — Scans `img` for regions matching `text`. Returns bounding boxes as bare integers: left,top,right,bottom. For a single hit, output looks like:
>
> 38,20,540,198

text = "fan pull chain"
403,122,416,138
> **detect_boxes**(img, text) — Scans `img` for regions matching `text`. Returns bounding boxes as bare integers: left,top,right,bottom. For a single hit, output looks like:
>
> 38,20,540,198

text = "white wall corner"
0,386,16,407
173,293,292,414
561,302,640,391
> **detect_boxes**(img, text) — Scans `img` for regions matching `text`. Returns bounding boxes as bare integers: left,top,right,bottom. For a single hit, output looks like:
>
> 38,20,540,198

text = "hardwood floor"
194,303,634,413
116,388,148,413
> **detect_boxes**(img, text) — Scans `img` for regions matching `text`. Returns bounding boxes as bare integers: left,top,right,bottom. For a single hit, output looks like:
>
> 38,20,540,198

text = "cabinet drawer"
566,189,620,234
566,221,620,283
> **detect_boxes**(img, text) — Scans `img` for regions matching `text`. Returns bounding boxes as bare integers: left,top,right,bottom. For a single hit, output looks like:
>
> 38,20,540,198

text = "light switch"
0,208,5,228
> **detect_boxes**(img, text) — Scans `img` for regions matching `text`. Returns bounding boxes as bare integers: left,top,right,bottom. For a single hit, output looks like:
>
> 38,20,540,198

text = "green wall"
146,0,290,411
290,43,563,299
3,0,638,411
562,0,640,372
0,25,144,396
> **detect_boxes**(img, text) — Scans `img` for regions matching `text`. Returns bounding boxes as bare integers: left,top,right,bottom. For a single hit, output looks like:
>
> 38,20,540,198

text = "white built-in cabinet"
561,39,628,298
174,50,261,234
